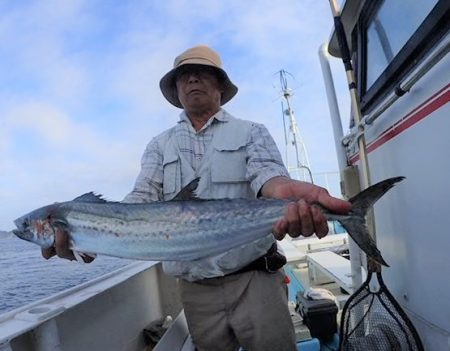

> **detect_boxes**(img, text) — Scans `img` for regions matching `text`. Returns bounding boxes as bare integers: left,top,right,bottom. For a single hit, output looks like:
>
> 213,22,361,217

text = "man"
43,45,351,351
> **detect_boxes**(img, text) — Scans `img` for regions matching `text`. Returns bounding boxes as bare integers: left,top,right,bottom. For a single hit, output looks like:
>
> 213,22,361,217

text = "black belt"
227,243,287,276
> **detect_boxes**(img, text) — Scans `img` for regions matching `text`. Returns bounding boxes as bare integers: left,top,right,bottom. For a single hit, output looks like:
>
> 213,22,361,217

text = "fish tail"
349,177,405,218
338,176,405,267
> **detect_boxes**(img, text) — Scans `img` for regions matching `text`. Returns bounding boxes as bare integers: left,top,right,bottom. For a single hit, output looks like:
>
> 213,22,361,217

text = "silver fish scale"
60,198,288,261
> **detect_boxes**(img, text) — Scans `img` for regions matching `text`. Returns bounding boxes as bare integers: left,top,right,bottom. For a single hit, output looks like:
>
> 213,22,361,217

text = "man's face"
175,66,223,114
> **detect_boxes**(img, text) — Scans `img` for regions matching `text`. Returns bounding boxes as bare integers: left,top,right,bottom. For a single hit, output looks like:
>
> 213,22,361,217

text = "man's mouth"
188,89,204,95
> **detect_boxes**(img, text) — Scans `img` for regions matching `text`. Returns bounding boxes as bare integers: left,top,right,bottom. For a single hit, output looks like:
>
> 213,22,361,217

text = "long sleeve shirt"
124,109,289,203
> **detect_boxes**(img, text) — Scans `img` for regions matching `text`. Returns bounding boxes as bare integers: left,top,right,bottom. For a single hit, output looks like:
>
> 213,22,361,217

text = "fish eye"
22,219,30,228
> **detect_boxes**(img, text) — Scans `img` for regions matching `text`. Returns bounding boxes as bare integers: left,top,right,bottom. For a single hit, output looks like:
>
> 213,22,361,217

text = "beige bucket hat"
159,45,238,108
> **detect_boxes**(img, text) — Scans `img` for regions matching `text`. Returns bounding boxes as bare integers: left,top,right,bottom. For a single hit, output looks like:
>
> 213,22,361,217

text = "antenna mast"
279,70,314,183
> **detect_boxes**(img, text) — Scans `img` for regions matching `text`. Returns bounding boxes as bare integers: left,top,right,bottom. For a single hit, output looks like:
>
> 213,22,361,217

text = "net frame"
339,271,425,350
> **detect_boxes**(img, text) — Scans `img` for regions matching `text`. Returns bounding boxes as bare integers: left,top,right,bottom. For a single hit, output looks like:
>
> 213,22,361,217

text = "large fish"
13,177,404,266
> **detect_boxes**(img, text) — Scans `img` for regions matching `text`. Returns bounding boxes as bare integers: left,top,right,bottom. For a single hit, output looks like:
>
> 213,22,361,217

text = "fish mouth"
14,218,23,228
12,228,33,241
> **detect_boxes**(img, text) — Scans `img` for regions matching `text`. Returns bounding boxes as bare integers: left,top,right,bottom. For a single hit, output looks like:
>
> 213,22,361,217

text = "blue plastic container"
297,338,320,351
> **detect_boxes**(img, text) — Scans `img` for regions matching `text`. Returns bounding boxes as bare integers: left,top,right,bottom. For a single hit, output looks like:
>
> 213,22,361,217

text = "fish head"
13,204,64,249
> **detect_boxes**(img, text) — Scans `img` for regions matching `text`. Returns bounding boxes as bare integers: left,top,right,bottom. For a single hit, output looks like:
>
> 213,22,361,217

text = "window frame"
356,0,450,114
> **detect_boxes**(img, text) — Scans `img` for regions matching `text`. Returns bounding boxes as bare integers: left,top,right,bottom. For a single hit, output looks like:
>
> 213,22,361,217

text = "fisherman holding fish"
38,45,351,351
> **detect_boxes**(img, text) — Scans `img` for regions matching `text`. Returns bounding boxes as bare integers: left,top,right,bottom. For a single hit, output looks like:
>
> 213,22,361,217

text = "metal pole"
327,0,379,335
318,43,348,170
318,42,363,290
32,319,62,351
279,71,314,183
328,0,372,191
0,342,13,351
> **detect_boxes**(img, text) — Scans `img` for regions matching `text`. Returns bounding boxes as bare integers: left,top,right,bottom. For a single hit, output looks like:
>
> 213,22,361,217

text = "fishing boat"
319,0,449,349
1,0,449,350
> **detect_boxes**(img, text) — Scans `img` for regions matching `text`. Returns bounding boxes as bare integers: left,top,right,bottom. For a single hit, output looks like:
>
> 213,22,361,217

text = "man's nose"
187,73,200,83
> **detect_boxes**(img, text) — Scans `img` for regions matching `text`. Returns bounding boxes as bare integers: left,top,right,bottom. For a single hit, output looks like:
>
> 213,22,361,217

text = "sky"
0,0,351,231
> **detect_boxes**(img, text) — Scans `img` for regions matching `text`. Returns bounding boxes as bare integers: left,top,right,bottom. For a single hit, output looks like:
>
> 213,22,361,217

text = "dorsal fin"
172,177,200,201
72,192,108,203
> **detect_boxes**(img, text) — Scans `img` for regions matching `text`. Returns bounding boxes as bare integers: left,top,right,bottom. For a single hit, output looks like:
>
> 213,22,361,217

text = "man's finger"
54,229,76,260
297,200,313,237
286,202,301,237
317,190,352,214
82,255,96,264
41,246,56,260
78,252,96,264
311,206,328,238
273,219,287,240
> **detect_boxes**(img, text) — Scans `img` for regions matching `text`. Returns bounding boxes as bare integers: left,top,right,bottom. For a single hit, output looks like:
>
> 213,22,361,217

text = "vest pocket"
162,156,179,198
211,145,247,183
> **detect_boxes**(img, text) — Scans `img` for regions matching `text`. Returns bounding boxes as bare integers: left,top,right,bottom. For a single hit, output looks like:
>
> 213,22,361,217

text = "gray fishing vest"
160,114,274,281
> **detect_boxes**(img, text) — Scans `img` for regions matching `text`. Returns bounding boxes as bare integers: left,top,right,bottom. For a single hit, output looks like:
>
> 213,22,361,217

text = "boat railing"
0,261,182,351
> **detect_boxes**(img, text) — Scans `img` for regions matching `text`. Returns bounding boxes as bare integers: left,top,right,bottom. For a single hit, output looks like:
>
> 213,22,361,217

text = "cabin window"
366,0,438,88
358,0,449,112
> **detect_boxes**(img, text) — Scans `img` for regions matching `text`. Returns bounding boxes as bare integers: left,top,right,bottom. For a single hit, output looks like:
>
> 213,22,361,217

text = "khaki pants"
180,270,297,351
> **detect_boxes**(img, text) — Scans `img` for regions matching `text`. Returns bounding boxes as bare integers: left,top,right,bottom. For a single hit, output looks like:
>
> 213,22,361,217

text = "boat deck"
0,235,351,351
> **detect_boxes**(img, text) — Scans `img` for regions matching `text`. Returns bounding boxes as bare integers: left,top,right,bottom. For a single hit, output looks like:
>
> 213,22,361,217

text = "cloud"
4,100,121,155
1,99,142,191
0,1,92,104
0,0,351,229
7,102,72,146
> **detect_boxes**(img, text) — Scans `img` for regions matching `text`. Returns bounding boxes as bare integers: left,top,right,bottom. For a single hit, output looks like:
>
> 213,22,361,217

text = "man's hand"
41,228,95,263
261,176,351,240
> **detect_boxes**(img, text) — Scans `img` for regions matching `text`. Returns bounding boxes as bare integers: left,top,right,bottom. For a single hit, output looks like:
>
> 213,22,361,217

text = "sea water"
0,234,132,314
